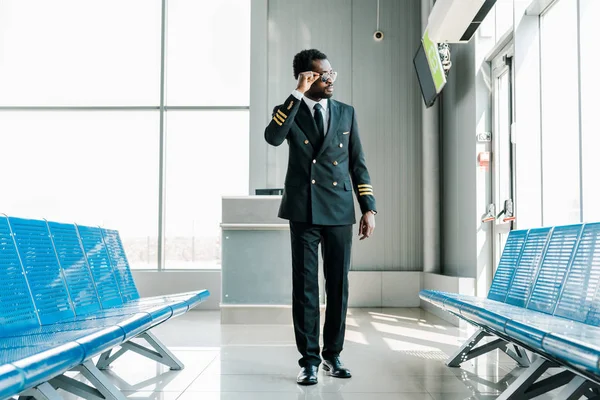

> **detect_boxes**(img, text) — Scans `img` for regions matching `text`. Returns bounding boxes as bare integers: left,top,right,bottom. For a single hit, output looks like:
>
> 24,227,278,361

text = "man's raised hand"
296,71,320,94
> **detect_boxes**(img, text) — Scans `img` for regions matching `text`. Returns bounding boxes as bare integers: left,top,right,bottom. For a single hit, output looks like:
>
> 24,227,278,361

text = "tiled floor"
57,308,567,399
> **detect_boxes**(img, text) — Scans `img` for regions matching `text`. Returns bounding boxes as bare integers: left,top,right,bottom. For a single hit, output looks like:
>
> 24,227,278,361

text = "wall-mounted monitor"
413,28,447,108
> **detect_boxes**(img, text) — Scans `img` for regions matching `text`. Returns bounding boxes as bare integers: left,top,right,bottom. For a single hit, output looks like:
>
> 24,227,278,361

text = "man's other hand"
359,211,376,240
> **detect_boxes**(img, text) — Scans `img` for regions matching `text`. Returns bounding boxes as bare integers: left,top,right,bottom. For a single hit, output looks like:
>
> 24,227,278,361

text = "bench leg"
50,360,127,400
18,382,63,400
447,329,530,368
129,332,185,370
503,343,531,368
450,367,523,393
555,375,600,400
96,349,116,370
496,357,573,400
96,332,184,371
96,348,129,371
586,385,600,400
447,329,490,367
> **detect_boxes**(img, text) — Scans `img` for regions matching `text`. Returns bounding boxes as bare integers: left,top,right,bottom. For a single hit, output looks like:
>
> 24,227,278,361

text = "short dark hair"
293,49,328,80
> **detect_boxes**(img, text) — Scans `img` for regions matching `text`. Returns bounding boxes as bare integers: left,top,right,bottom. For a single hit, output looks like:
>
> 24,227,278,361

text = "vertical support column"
421,0,441,274
249,0,269,194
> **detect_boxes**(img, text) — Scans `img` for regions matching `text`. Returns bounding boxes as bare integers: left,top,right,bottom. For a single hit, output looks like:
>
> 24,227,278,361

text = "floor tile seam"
178,351,221,394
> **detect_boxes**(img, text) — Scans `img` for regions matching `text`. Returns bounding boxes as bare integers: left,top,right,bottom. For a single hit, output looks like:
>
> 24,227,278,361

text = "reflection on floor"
50,308,566,399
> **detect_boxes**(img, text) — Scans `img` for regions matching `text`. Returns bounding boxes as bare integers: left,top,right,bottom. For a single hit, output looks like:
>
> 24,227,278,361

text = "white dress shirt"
291,89,329,135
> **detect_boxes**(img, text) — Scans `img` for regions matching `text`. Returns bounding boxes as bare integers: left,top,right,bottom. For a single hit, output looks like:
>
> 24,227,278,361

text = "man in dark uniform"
264,49,377,385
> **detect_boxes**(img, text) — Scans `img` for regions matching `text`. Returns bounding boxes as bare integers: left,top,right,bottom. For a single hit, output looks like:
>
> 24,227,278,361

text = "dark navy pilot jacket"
265,94,377,226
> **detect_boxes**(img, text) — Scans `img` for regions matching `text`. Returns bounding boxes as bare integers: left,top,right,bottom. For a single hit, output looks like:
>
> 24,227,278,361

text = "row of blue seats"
420,222,600,397
0,215,209,400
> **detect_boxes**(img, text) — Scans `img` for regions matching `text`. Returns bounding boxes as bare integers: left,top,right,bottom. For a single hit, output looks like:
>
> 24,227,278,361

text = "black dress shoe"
297,365,318,385
322,357,352,378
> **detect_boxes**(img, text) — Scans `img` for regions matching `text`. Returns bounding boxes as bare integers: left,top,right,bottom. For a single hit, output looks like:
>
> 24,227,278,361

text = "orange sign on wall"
478,151,491,171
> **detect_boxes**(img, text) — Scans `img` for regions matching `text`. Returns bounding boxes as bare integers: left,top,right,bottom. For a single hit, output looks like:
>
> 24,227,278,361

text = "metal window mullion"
490,63,499,266
538,15,545,226
157,0,168,271
507,56,516,219
576,0,584,223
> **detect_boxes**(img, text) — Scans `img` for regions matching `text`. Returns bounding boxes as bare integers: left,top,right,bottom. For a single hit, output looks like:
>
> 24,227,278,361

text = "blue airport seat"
454,225,582,335
503,227,552,308
419,222,600,397
100,227,139,302
7,217,157,338
487,229,529,302
526,224,582,314
75,224,124,309
65,223,199,320
419,227,532,320
554,223,600,325
48,221,103,316
0,216,88,396
0,364,25,400
543,328,600,376
8,342,85,392
99,227,209,312
0,215,210,399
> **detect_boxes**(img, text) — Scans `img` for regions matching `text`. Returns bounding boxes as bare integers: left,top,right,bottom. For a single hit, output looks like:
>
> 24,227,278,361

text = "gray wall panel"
249,0,269,195
351,0,422,271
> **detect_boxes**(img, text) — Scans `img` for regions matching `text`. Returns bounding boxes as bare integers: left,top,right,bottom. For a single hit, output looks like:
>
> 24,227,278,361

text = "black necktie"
314,103,325,142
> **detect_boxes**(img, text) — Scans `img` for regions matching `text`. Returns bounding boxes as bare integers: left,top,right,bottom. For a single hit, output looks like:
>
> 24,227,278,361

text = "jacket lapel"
316,99,341,158
295,101,321,149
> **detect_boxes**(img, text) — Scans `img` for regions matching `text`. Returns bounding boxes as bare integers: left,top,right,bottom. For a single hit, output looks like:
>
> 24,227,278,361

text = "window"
164,111,249,269
540,0,580,226
495,0,514,40
0,0,161,106
0,112,160,269
166,0,251,106
0,1,251,270
580,0,600,222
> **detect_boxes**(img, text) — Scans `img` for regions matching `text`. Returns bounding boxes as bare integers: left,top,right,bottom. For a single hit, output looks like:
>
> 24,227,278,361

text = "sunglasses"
319,70,337,83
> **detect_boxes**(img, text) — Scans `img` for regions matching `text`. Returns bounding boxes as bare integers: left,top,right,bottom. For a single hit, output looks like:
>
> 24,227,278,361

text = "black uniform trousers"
289,220,353,367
